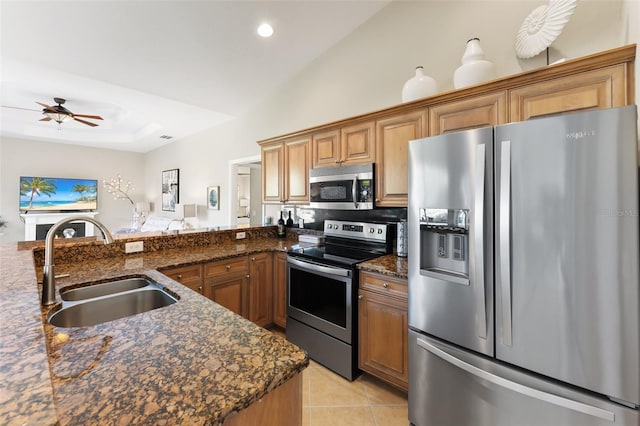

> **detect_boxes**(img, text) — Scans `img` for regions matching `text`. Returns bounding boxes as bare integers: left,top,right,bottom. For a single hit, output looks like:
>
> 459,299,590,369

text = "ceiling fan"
36,97,103,127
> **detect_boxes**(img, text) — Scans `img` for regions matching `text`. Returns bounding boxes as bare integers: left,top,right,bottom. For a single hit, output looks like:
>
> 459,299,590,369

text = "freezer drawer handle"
474,143,487,339
499,140,513,346
416,337,615,422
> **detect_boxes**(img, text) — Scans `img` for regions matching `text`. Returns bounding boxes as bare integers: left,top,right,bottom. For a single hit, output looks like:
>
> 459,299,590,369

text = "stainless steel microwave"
309,163,374,210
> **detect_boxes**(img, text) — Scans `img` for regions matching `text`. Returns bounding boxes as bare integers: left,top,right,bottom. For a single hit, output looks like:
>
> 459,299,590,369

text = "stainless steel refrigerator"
407,105,640,426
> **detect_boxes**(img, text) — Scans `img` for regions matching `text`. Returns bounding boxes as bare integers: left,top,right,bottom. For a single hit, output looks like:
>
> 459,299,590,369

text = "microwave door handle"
352,176,358,209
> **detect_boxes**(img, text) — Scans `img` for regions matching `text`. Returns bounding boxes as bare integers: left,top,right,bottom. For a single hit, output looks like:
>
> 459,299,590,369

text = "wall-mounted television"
20,176,98,213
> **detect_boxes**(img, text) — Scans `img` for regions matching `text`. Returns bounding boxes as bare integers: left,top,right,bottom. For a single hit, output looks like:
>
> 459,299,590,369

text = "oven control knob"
378,229,383,234
369,228,375,233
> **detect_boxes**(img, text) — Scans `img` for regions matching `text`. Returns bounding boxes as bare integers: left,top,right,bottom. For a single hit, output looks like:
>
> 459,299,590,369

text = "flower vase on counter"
453,38,495,89
401,66,438,103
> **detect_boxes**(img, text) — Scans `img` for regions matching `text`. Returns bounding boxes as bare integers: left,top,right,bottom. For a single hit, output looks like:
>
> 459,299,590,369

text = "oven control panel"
324,220,388,243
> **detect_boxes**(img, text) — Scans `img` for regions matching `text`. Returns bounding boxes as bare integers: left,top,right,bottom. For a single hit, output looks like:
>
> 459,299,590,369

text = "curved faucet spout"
42,217,114,306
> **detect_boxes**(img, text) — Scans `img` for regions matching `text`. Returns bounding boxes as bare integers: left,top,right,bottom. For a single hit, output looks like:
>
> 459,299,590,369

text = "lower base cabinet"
358,271,408,391
273,252,287,328
205,256,250,317
160,264,204,294
223,373,302,426
248,253,273,327
161,251,289,330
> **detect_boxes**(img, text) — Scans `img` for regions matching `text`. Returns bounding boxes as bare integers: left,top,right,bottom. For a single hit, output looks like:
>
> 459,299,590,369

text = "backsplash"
287,207,408,230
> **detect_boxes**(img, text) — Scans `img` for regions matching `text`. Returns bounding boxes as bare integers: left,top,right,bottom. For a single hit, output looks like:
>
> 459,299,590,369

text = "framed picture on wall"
207,186,220,210
162,169,179,211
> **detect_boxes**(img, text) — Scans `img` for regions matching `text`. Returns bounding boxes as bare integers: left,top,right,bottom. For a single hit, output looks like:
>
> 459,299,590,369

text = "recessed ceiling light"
257,23,274,38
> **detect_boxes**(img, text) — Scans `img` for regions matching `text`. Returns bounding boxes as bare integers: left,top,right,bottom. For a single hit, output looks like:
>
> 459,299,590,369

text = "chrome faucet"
42,216,114,306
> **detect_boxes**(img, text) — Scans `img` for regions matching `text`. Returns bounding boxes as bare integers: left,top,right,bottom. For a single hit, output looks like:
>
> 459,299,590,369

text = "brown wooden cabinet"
261,136,310,204
509,64,630,121
285,137,311,203
259,45,635,208
272,252,288,328
262,143,285,203
358,271,408,391
248,252,273,327
204,256,250,317
160,264,204,295
429,91,507,135
311,122,375,168
375,110,427,207
312,129,340,168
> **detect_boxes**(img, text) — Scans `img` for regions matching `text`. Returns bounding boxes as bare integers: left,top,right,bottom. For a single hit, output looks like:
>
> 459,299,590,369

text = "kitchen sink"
48,280,178,328
60,277,152,301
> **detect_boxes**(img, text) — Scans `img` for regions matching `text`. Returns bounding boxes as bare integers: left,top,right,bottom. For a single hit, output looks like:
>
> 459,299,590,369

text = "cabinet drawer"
162,264,203,283
360,271,407,299
205,256,249,277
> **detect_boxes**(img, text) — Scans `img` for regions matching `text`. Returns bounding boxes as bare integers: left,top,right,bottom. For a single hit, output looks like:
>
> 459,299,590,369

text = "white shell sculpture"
515,0,577,59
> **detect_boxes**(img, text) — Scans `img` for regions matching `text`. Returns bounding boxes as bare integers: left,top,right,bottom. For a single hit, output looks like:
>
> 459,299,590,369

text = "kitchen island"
0,228,308,425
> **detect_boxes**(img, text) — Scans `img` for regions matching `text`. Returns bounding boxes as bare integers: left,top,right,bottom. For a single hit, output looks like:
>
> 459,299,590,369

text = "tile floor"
269,328,409,426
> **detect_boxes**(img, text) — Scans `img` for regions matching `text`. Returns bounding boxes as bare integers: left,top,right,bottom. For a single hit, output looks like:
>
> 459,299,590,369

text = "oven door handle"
287,256,351,277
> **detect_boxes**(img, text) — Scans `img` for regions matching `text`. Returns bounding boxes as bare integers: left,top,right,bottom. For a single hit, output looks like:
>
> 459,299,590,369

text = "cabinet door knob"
246,274,250,279
383,283,389,288
251,257,256,261
358,294,363,300
226,265,231,270
198,286,203,293
176,274,183,280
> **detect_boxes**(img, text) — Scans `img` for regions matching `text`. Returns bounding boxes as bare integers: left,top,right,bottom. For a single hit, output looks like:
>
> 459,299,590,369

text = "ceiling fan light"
44,111,70,124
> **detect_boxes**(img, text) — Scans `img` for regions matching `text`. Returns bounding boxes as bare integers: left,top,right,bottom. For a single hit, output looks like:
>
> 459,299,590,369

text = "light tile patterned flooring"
270,328,409,426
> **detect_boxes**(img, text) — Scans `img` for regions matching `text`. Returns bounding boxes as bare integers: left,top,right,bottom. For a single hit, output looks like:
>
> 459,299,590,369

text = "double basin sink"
48,277,178,328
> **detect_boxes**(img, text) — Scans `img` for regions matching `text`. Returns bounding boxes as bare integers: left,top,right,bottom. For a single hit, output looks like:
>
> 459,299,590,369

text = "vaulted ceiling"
1,1,389,152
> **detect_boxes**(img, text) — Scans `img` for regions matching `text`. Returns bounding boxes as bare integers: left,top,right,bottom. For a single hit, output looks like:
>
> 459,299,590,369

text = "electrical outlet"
236,232,246,240
125,241,144,254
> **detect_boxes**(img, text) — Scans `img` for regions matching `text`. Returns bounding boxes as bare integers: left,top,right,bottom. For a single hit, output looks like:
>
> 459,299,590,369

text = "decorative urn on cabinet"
453,38,495,89
402,66,438,102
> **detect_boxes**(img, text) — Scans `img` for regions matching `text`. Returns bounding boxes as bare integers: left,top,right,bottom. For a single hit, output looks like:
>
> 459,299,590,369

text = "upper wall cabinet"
261,136,311,204
509,64,629,121
312,121,375,168
375,111,427,207
429,91,507,135
258,44,635,207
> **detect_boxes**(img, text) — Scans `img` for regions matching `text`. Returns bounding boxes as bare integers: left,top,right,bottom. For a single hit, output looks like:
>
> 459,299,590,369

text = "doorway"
229,156,262,227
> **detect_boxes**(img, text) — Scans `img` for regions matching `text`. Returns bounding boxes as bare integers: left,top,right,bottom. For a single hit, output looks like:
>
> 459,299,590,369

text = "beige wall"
0,137,145,242
144,0,633,226
1,0,636,241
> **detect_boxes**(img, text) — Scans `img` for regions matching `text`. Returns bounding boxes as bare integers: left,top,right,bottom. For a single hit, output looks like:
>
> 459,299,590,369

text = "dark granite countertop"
358,254,408,279
0,233,308,425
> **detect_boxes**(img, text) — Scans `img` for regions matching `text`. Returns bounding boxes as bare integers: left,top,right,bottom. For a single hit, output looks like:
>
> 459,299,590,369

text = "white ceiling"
0,0,390,153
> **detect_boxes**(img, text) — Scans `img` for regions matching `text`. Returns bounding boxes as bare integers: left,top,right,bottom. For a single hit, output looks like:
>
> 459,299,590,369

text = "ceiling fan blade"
36,101,53,109
73,117,99,127
72,113,103,120
1,105,41,112
39,116,52,121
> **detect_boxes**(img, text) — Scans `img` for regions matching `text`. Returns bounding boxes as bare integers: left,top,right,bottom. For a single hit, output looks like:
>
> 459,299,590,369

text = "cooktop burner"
287,220,393,267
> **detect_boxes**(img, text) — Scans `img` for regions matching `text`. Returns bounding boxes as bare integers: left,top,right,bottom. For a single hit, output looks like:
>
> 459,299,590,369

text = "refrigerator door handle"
474,143,487,339
499,140,513,347
416,337,616,422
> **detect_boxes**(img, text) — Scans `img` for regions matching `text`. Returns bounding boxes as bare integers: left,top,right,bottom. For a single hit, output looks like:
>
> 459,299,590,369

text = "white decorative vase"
402,66,437,102
453,38,495,89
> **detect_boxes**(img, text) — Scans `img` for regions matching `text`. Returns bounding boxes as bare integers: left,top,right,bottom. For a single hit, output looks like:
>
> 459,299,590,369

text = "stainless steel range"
286,220,393,380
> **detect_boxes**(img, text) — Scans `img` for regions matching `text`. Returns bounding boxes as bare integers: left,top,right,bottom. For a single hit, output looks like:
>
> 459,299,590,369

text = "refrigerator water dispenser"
419,208,469,285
